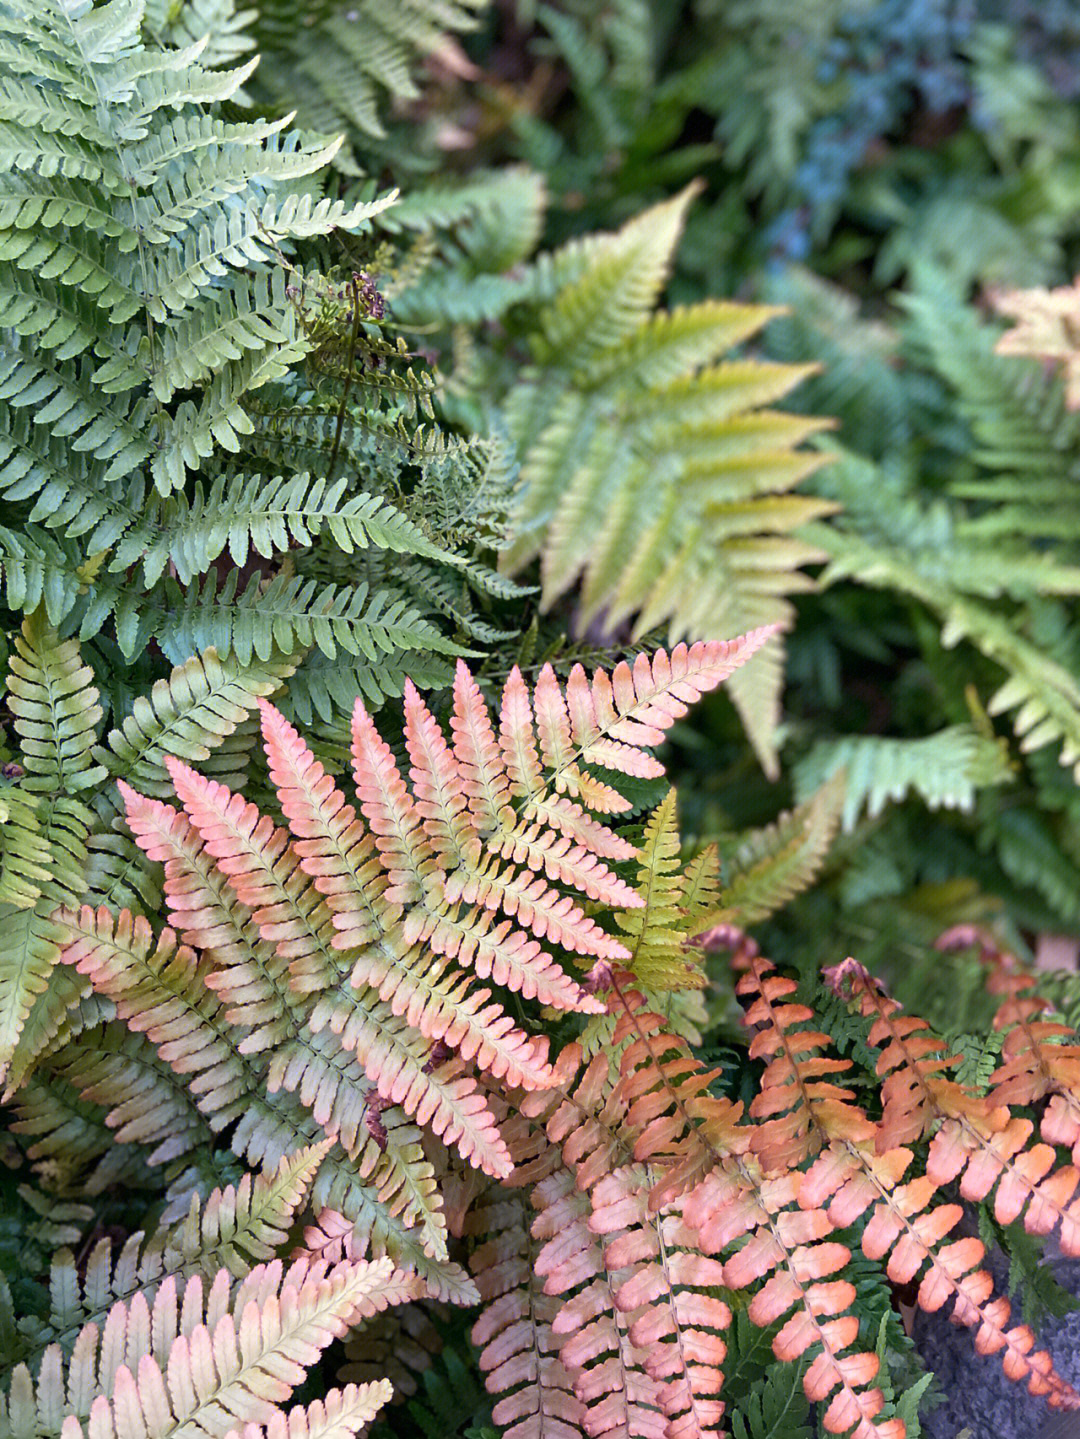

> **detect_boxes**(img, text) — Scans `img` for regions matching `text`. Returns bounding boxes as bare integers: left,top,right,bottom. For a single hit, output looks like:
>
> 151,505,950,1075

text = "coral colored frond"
257,698,382,961
732,939,874,1173
840,959,1080,1256
939,925,1080,1165
469,1188,587,1439
509,999,897,1439
54,900,449,1268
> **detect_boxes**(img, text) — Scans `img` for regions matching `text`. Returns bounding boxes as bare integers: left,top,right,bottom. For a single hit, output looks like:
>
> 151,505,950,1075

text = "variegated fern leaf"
1,1250,398,1439
17,634,772,1277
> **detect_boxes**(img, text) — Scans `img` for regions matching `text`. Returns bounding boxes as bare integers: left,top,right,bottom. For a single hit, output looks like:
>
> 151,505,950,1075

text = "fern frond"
495,191,833,772
223,1383,396,1439
4,1256,395,1439
154,572,464,675
158,473,464,587
6,610,104,797
0,613,102,1087
99,645,299,799
1,1143,330,1382
509,1000,897,1439
707,771,845,928
253,0,485,155
0,0,395,661
468,1185,586,1439
612,790,707,992
734,946,875,1174
794,726,1013,832
55,900,450,1269
832,959,1080,1296
938,926,1080,1166
805,445,1080,780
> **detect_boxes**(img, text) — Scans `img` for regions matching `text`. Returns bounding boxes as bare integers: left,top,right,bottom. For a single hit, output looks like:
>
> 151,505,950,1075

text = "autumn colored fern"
45,639,768,1267
468,920,1080,1439
8,628,1080,1439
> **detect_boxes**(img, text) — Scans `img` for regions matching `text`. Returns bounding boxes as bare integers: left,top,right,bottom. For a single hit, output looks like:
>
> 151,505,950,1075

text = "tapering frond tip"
715,622,786,671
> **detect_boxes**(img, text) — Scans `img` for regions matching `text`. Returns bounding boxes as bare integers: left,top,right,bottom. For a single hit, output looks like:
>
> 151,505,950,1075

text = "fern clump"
8,3,1080,1437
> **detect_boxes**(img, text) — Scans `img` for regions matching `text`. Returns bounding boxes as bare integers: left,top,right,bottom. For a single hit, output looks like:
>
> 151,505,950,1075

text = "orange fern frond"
801,1136,1079,1408
939,925,1080,1165
684,1161,896,1439
809,958,1080,1409
733,939,875,1173
843,959,1080,1256
508,994,897,1439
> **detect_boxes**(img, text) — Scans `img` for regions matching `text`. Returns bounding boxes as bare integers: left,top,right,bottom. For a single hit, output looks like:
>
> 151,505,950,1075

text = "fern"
794,727,1014,833
802,440,1080,781
0,1144,331,1379
709,772,846,925
993,273,1080,409
0,612,102,1091
469,186,836,774
252,0,487,161
1,1253,396,1439
0,0,512,731
20,637,768,1274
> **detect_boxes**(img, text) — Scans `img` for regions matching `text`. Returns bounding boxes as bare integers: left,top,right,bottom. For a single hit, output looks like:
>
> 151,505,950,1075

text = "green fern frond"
804,444,1080,780
5,612,105,797
154,572,466,675
613,790,706,992
709,771,846,927
253,0,486,156
901,274,1080,547
795,725,1014,832
143,0,256,67
98,644,298,798
281,648,457,728
0,0,396,662
0,613,106,1088
487,190,834,773
156,473,466,587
